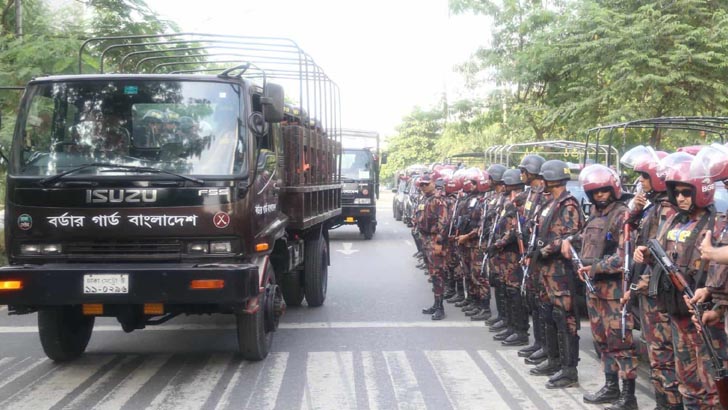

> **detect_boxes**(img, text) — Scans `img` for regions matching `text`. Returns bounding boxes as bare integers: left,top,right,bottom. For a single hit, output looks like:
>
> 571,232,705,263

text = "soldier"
635,152,728,408
441,171,460,300
417,172,450,320
469,169,493,321
482,164,508,330
516,154,548,359
620,146,682,409
445,171,467,303
456,168,491,320
488,168,529,345
563,164,638,409
531,160,583,389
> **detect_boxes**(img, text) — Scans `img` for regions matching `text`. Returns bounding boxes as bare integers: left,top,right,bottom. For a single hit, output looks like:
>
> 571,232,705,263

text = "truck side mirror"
261,83,284,123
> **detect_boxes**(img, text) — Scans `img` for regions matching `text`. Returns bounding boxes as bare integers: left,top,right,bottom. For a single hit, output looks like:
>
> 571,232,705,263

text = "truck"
333,129,383,239
0,33,342,361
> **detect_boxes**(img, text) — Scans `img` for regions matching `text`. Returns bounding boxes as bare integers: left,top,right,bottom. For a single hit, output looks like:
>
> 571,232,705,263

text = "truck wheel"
38,306,95,362
304,233,328,307
236,264,277,361
363,221,374,240
395,204,403,221
281,272,304,306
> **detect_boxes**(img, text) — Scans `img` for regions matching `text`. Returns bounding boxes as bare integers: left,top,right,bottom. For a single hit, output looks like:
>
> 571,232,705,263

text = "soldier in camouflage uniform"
488,169,529,345
469,170,493,321
563,164,638,409
457,168,491,320
620,146,682,409
482,164,508,330
636,152,728,409
417,172,450,320
442,171,463,300
515,155,548,358
530,160,584,389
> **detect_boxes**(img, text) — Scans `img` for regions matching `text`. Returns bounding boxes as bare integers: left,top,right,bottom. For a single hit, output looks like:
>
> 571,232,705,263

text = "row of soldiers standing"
410,146,728,410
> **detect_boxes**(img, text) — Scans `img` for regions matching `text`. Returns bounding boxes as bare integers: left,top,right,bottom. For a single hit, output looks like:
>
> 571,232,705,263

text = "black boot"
486,282,503,326
524,347,547,365
455,297,473,308
446,281,465,303
443,279,456,299
470,299,491,321
605,379,637,410
546,332,579,389
421,300,437,314
529,356,560,376
583,373,620,404
493,288,514,336
502,288,529,346
519,295,542,357
529,309,558,368
431,297,445,320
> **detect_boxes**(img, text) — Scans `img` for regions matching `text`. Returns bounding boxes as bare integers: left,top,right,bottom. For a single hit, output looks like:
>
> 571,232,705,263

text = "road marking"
336,242,360,255
383,351,427,410
478,350,543,410
64,355,141,409
303,351,356,410
0,321,485,334
3,355,115,410
213,361,247,410
427,350,501,409
0,357,47,390
362,351,383,410
0,306,6,312
245,352,288,410
93,355,171,410
148,354,232,410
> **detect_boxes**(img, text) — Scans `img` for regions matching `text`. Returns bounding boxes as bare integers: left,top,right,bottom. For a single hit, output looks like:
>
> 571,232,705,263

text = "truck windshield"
341,149,372,180
13,79,245,178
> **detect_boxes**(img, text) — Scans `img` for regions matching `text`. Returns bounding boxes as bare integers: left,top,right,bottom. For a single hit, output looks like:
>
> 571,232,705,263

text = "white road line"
0,306,6,312
303,352,356,410
496,349,590,410
383,351,427,410
426,350,501,410
3,355,115,410
0,321,485,333
64,355,140,409
477,350,540,410
147,354,232,410
0,357,47,390
361,351,383,410
213,361,247,410
93,355,171,410
243,352,288,410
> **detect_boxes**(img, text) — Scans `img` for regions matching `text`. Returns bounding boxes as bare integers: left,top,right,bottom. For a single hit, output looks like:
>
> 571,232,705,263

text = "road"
0,192,656,409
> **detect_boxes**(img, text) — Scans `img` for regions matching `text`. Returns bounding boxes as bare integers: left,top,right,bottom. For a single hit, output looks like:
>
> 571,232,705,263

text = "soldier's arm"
434,198,448,244
591,211,627,275
541,203,582,257
494,208,517,248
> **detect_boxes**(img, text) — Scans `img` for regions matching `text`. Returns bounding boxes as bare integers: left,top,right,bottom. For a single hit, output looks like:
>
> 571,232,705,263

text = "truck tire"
304,233,328,307
38,306,95,362
236,263,277,361
362,221,374,240
281,272,304,306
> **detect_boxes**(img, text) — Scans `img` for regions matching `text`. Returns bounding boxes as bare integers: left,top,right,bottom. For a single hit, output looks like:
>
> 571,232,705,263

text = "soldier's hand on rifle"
577,265,591,283
457,235,468,245
620,290,631,307
634,245,648,264
691,308,722,332
689,287,712,306
561,239,572,259
433,243,444,255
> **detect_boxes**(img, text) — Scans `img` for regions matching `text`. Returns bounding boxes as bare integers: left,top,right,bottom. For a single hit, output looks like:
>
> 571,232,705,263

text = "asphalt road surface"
0,192,657,409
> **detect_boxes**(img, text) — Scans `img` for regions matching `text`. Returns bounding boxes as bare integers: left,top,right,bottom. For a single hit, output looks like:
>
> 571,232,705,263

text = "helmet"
503,168,525,187
142,109,164,123
518,154,546,175
164,110,180,124
662,152,714,209
578,164,622,201
621,145,666,193
539,160,571,182
486,164,507,183
692,143,728,183
477,170,492,192
461,167,481,192
444,173,461,194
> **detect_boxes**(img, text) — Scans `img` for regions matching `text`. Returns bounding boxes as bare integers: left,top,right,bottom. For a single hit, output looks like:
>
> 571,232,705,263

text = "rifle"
520,204,541,296
478,197,489,248
481,196,502,276
568,243,596,293
647,238,728,407
448,195,460,237
621,211,632,342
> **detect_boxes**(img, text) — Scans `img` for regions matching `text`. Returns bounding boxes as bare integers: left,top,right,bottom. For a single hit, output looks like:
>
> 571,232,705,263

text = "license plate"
345,217,355,223
83,274,129,294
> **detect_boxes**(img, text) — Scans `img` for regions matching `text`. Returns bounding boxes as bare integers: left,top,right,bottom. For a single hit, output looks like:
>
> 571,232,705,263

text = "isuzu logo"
86,189,158,203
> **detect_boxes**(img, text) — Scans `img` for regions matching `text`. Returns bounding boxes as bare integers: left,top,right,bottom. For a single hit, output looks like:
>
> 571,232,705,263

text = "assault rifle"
481,197,502,276
568,243,596,293
448,195,460,237
647,239,728,407
478,197,489,248
520,204,541,296
621,212,632,342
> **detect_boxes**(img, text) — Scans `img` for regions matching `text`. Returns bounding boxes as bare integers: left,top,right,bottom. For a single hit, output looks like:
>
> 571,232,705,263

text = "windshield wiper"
38,162,205,186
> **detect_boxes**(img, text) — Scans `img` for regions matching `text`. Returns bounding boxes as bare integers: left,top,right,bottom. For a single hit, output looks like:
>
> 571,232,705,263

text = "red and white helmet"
692,143,728,183
662,152,714,209
578,164,622,200
461,167,481,192
477,170,492,192
621,145,666,192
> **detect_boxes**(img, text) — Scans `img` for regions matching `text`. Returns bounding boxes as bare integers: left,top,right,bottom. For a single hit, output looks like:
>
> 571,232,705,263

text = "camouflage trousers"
670,315,728,409
638,295,681,405
499,250,523,289
543,272,578,335
587,294,638,380
446,245,461,281
423,235,445,297
468,245,489,300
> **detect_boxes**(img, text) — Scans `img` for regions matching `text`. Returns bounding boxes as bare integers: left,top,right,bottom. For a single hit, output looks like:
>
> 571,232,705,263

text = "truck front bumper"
0,262,259,306
339,205,376,224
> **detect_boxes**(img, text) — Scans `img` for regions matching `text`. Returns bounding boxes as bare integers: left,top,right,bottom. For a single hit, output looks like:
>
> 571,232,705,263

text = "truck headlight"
210,241,232,254
354,198,372,204
20,243,62,255
188,242,209,254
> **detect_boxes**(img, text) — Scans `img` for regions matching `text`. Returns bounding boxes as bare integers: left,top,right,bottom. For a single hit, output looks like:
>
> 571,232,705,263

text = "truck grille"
66,240,182,256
